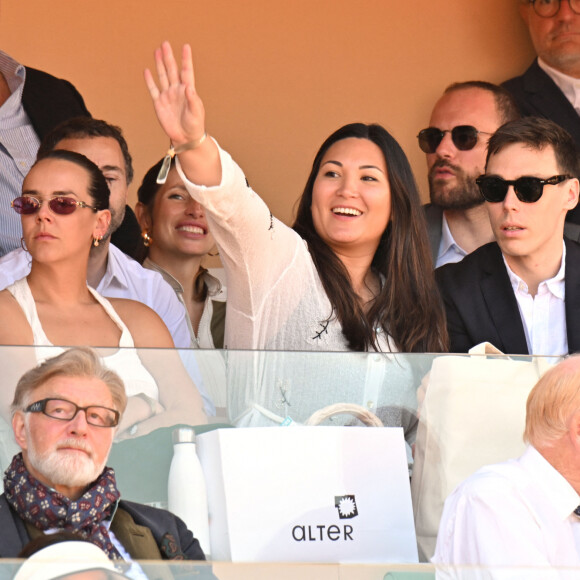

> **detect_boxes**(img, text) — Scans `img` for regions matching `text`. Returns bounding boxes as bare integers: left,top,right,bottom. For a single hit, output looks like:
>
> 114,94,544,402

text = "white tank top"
7,277,159,401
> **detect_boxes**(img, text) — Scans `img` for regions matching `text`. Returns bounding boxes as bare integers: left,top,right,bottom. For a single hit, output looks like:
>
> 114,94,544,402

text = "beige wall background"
1,0,534,226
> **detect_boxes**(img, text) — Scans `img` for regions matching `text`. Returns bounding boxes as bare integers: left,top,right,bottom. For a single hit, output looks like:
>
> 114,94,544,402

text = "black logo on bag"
291,496,357,542
335,495,358,519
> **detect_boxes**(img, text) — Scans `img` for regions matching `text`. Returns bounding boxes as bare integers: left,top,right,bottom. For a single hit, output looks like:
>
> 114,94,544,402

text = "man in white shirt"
436,116,580,355
420,82,520,267
0,117,192,349
502,0,580,224
433,355,580,572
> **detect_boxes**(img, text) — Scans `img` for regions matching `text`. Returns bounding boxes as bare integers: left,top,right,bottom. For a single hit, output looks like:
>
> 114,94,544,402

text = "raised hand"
144,42,205,147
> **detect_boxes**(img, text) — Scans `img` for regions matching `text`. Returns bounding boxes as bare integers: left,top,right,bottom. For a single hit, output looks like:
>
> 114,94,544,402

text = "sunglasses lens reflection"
477,177,507,202
49,197,78,215
418,129,443,153
451,126,478,151
514,177,543,202
12,197,39,215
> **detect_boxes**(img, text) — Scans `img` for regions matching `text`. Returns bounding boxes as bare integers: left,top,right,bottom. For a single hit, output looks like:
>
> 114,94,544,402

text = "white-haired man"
433,355,580,568
0,347,205,561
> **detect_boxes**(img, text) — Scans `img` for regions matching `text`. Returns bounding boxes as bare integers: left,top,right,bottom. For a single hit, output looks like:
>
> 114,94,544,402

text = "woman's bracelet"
156,132,208,184
174,132,207,154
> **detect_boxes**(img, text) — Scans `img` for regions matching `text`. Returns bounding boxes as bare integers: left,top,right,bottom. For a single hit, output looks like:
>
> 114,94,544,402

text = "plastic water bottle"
167,427,211,558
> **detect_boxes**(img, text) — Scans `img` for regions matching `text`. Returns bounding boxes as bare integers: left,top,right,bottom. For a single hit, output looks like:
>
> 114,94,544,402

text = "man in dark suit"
420,81,520,267
0,51,140,258
0,347,205,561
436,117,580,355
502,0,580,223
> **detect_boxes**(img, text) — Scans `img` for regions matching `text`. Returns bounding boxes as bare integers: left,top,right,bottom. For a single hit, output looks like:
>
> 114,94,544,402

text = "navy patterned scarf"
4,452,123,559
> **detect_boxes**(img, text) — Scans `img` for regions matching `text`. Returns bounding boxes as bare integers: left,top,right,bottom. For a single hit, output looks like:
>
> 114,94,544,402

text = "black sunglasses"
476,174,572,203
417,125,492,154
12,196,98,216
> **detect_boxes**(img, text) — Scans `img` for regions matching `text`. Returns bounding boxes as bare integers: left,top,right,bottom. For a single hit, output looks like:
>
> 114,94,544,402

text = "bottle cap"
172,427,196,444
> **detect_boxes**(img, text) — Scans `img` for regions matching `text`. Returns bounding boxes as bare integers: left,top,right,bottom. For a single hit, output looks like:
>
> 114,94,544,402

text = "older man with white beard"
0,347,205,562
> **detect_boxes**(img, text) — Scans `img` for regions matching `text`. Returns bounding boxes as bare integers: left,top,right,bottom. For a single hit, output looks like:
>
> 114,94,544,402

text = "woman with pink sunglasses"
0,149,206,436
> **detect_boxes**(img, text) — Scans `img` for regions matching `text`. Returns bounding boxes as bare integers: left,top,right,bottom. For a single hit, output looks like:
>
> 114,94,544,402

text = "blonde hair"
524,356,580,447
11,347,127,417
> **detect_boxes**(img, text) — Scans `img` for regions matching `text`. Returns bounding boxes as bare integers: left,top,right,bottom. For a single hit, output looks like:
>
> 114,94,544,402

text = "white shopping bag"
411,346,556,562
197,426,417,563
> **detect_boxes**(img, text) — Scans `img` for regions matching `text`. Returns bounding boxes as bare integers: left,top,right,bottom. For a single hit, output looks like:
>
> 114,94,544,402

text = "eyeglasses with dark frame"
528,0,580,18
24,397,120,428
475,174,572,203
11,196,98,216
417,125,492,154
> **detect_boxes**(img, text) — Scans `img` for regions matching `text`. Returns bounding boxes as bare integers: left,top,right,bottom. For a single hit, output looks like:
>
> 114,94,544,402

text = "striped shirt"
0,51,40,256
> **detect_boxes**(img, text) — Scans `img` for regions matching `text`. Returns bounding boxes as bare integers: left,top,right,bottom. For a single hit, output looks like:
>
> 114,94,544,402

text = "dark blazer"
435,239,580,354
22,67,90,139
0,494,205,560
502,60,580,224
21,66,141,259
502,60,580,149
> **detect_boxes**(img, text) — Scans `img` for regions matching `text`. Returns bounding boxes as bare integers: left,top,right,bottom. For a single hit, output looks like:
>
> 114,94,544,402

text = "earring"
208,249,220,257
93,236,102,247
141,230,152,247
20,237,29,253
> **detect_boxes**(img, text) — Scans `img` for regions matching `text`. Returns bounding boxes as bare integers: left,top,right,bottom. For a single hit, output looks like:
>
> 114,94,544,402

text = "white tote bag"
197,425,418,563
411,344,556,562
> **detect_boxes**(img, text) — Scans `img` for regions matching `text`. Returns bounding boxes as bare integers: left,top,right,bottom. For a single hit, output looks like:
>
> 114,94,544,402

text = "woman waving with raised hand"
145,42,448,354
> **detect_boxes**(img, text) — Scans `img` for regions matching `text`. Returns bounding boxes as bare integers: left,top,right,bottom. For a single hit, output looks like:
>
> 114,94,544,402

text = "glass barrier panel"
0,346,566,569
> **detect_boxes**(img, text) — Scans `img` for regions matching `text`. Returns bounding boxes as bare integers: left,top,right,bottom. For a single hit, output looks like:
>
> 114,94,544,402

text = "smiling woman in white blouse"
144,42,448,355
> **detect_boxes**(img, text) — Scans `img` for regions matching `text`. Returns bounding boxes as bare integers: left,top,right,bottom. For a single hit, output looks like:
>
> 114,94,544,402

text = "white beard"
27,438,107,489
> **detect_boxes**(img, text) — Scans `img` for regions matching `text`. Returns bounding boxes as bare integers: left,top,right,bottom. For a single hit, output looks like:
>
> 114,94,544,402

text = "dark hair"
486,117,580,175
133,157,165,265
34,149,110,211
293,122,448,352
444,81,521,125
37,117,134,185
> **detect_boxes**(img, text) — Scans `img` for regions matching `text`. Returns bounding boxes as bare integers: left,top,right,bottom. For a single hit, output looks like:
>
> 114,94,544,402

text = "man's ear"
519,1,531,25
568,409,580,453
564,178,580,211
12,411,28,451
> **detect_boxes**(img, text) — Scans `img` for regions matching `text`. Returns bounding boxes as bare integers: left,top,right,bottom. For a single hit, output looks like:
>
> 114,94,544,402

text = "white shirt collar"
521,445,580,521
436,213,468,267
96,244,131,291
503,241,566,299
538,58,580,111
